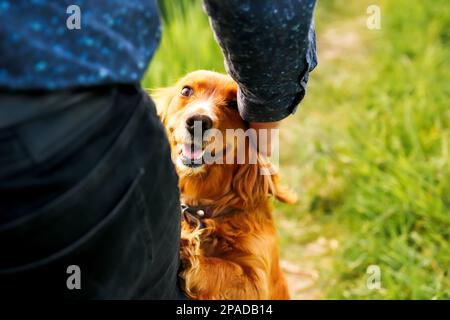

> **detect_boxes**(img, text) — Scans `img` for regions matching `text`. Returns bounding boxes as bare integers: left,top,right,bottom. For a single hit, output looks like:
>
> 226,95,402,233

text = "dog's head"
154,70,296,208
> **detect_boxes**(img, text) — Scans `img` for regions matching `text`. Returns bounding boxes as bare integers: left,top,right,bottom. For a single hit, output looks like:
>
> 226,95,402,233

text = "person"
0,0,317,298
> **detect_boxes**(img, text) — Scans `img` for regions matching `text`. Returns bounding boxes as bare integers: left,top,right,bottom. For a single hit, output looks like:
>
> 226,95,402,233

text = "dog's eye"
180,86,194,97
226,100,238,110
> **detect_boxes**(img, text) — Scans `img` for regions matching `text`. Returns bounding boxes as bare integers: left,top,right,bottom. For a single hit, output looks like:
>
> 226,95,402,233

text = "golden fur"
155,70,296,299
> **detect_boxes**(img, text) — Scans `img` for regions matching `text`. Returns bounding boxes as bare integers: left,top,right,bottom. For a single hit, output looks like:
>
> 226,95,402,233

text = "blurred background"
143,0,450,299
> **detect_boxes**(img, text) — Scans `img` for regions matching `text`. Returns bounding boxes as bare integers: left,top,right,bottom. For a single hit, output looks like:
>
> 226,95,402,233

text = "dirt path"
279,219,339,300
281,244,336,299
279,16,368,300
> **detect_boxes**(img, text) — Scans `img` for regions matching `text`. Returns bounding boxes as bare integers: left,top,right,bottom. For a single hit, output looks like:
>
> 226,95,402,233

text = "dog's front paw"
180,221,201,268
180,244,196,269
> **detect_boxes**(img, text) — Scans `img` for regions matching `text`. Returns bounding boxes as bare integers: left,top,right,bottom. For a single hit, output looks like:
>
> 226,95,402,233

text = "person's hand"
249,121,281,157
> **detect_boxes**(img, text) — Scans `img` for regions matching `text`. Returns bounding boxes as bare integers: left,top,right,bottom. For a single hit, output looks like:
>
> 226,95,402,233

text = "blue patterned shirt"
0,0,161,90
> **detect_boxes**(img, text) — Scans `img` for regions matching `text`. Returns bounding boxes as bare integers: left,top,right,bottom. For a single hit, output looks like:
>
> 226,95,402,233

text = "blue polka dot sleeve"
203,0,318,122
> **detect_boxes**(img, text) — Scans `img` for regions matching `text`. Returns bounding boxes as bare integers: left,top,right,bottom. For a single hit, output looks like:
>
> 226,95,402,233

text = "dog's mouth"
176,134,230,170
180,142,205,168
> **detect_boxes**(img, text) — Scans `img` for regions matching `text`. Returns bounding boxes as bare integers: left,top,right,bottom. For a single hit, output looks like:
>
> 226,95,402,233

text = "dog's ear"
268,170,298,204
150,87,176,125
233,153,297,208
260,155,297,204
225,81,238,102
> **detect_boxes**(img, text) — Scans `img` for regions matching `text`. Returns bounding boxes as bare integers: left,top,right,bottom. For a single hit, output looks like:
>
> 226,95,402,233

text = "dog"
155,70,296,299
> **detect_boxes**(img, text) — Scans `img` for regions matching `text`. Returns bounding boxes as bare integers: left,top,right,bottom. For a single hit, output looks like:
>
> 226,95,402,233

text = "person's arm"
202,0,317,123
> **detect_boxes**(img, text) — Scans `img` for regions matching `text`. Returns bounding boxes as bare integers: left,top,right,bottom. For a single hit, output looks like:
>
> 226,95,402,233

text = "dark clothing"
204,0,317,122
0,86,184,299
0,0,317,122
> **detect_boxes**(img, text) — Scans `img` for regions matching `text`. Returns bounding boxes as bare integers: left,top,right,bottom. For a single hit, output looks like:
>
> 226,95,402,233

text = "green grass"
143,0,450,299
142,0,224,89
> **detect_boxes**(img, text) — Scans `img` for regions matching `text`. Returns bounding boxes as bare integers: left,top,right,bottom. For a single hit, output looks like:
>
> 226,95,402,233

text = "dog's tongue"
182,143,203,159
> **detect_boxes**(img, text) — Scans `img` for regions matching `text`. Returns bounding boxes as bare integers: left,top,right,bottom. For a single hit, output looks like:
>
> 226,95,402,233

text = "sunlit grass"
142,0,223,89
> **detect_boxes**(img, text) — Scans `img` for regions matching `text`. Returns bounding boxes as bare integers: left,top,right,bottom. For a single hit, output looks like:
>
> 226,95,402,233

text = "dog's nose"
185,114,213,135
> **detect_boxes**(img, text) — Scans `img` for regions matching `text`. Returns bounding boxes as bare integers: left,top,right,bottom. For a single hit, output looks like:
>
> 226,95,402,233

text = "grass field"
143,0,450,299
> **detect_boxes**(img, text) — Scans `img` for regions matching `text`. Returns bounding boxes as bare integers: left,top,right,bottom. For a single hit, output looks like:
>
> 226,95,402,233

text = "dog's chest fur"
200,230,237,257
199,217,247,258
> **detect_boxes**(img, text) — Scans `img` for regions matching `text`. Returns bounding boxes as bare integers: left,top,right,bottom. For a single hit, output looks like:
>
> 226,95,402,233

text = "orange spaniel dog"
155,70,296,299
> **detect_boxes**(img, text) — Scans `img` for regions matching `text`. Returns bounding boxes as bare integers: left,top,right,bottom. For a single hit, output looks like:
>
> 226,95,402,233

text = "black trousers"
0,85,185,299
